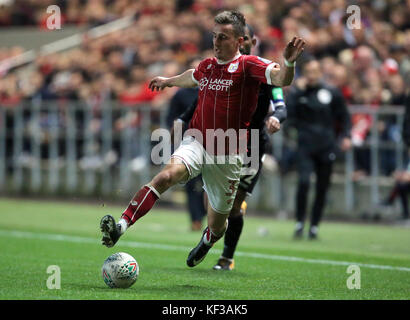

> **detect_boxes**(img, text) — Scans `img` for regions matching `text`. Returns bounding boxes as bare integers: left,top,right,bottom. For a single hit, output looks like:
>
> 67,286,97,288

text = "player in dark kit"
173,24,287,270
99,10,305,268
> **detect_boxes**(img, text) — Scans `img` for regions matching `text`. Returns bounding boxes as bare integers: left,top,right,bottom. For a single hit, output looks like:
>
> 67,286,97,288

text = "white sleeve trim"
191,70,199,86
265,63,276,85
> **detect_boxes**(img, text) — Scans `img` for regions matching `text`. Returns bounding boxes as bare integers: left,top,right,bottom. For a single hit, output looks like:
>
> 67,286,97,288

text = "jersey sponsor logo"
227,61,239,73
257,56,272,64
198,77,234,92
317,89,332,104
199,77,209,90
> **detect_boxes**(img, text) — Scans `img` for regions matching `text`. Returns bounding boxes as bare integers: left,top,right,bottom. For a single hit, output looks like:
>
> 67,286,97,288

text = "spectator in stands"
1,0,408,113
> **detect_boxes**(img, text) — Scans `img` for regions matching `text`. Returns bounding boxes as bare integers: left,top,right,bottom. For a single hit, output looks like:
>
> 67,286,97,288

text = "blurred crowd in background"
0,0,409,177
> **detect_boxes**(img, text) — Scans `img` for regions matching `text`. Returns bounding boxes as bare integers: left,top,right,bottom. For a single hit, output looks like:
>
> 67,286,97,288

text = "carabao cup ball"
102,252,139,288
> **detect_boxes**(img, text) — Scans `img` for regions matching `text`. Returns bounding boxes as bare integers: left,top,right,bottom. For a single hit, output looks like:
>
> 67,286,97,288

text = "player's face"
303,60,322,87
213,24,243,61
240,28,256,55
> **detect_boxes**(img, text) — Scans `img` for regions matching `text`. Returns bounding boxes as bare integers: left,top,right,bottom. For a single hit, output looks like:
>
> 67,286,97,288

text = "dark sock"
222,215,244,259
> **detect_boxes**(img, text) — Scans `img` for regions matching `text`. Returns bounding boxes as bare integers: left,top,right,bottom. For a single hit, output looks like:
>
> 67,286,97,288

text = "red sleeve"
192,58,212,85
244,55,280,85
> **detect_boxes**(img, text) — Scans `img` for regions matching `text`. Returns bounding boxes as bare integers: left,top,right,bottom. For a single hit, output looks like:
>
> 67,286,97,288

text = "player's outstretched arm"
270,37,306,87
149,69,197,91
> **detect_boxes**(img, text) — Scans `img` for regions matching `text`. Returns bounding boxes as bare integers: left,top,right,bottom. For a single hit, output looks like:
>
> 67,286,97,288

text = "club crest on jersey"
317,89,332,104
228,62,239,73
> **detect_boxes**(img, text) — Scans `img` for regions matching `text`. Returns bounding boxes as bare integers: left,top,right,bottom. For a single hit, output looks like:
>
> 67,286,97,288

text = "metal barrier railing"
0,101,407,217
0,101,154,196
345,106,406,212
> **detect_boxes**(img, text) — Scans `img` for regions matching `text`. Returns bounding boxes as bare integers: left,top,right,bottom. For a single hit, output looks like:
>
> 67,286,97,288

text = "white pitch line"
1,229,409,272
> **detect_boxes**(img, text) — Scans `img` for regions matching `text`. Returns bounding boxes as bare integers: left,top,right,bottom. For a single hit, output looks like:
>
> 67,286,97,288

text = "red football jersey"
189,54,278,155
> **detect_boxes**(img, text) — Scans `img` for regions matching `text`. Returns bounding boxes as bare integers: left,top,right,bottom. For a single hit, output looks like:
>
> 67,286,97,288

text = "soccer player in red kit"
100,10,305,267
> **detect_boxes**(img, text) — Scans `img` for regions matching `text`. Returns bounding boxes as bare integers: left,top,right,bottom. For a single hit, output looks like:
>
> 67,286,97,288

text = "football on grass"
102,252,139,288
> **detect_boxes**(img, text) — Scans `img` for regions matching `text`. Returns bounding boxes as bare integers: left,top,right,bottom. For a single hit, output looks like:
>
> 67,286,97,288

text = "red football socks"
121,185,160,226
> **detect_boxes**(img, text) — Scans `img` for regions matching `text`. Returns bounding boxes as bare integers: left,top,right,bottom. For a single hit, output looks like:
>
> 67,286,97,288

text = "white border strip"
1,229,409,272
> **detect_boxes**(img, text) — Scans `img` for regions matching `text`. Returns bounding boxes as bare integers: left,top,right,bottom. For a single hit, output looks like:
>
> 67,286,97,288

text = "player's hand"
283,36,306,63
340,137,352,152
266,116,281,134
149,76,171,91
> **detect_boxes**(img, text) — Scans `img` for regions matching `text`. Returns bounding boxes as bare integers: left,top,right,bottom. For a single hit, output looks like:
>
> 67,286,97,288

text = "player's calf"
100,184,161,248
121,185,161,226
100,162,189,247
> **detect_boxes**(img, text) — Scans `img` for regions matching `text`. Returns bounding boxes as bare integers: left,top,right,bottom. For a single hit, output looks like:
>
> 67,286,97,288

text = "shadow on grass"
135,283,213,295
151,266,248,278
65,282,218,299
66,269,248,298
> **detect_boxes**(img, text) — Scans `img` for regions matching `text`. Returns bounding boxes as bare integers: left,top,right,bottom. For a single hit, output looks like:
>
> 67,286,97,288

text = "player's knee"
153,169,177,190
162,171,174,187
208,212,229,234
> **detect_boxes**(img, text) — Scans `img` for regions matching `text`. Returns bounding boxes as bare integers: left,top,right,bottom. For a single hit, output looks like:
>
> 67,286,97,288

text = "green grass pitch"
0,198,409,300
